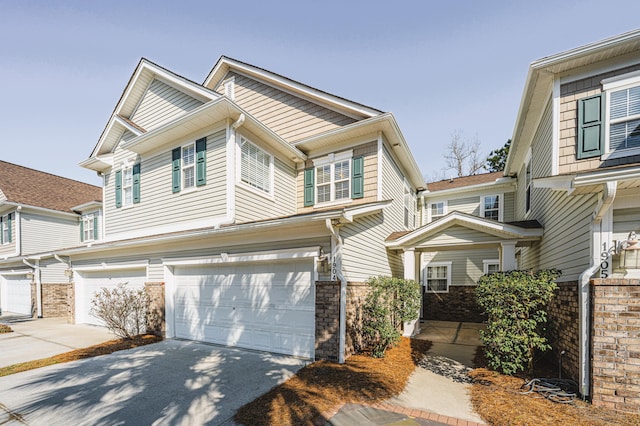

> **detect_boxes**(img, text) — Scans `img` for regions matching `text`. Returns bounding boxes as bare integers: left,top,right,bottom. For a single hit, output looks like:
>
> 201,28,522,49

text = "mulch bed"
234,338,432,426
0,324,12,333
0,334,162,377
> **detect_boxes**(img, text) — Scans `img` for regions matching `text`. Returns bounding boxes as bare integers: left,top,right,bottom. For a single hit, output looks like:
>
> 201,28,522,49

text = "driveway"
0,339,308,425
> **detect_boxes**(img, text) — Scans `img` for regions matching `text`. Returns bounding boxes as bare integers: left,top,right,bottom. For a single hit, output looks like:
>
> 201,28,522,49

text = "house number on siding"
600,242,612,279
331,260,337,281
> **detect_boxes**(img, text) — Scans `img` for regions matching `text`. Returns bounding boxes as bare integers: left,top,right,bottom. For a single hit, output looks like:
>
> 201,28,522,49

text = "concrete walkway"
0,315,116,368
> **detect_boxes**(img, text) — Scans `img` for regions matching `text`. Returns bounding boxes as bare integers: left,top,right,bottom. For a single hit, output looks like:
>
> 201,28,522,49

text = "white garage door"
173,260,315,358
0,275,32,315
77,269,147,326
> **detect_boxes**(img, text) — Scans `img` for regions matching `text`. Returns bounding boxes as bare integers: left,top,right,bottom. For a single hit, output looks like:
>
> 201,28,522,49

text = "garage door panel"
173,260,315,358
0,275,32,315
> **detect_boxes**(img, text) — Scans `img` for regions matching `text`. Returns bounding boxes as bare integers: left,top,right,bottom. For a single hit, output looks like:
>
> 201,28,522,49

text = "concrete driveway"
0,339,308,425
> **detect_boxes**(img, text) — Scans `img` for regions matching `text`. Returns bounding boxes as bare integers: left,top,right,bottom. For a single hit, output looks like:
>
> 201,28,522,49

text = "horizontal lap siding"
423,248,499,286
503,192,515,222
220,72,357,142
21,212,80,254
105,129,227,236
0,214,16,256
40,257,68,283
235,157,296,223
448,196,479,215
420,225,502,245
131,79,203,131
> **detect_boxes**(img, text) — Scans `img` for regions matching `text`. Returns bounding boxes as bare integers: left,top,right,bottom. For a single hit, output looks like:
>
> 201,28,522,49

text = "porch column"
403,248,420,337
500,241,517,271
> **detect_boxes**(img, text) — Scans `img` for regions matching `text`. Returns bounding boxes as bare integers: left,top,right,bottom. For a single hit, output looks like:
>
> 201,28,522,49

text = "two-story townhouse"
0,161,101,318
61,57,424,362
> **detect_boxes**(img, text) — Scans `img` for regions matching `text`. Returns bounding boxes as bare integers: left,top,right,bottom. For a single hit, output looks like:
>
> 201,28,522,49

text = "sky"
1,1,640,186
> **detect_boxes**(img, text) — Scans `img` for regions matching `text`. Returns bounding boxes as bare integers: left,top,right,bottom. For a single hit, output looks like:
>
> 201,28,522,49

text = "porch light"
618,231,640,269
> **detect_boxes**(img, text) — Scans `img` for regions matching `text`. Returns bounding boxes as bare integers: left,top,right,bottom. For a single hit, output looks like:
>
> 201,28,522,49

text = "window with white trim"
240,137,272,194
82,213,98,242
182,143,195,189
122,166,133,206
483,259,500,275
429,201,446,222
481,195,501,221
315,154,351,204
0,215,9,244
608,84,640,152
424,262,451,293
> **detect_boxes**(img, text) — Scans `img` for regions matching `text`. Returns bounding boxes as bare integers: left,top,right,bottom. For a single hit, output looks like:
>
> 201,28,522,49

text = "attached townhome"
0,161,101,317
57,56,425,362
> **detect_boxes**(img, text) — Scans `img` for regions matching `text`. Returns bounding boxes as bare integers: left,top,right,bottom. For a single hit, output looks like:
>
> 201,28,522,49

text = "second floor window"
609,85,640,152
482,195,500,221
316,159,350,204
525,160,532,214
123,167,133,206
81,213,98,242
241,138,272,194
404,183,416,229
182,143,195,189
0,214,11,244
429,201,446,222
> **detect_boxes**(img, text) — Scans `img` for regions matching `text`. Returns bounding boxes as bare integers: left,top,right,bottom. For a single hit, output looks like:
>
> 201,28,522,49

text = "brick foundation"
547,281,580,382
590,278,640,413
145,282,165,336
315,281,340,361
422,286,485,323
41,283,72,318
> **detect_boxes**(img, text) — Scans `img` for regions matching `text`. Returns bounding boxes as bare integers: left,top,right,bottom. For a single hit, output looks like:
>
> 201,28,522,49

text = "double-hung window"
316,160,350,203
182,143,195,189
483,259,500,275
425,262,451,293
481,195,501,221
240,137,272,194
171,137,207,193
608,84,640,153
429,201,446,222
123,167,133,206
0,214,11,244
304,150,364,207
81,213,98,242
114,163,140,208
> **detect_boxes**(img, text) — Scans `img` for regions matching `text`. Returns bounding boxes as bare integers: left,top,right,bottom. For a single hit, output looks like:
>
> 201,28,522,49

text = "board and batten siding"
130,79,204,131
105,129,227,237
21,212,80,255
235,156,296,223
422,248,499,286
216,72,358,142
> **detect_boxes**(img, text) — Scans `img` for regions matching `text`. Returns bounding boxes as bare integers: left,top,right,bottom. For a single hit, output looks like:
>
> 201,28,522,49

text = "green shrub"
362,276,421,358
475,269,560,375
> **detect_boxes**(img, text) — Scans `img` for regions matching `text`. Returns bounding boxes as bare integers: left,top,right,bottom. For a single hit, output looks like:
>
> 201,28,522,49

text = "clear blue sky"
1,1,639,185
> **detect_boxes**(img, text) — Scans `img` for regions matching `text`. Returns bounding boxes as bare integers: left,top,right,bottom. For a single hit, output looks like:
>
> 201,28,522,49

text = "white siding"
130,79,203,131
21,212,80,255
40,257,69,283
0,212,16,257
423,248,499,286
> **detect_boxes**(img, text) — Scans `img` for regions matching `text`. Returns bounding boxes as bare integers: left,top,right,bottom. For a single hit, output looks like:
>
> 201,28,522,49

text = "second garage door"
0,274,32,315
173,260,315,358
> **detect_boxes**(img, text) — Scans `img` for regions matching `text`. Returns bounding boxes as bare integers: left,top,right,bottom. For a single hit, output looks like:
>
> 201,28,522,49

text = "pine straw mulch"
0,334,162,377
0,324,12,333
234,338,432,426
470,368,640,426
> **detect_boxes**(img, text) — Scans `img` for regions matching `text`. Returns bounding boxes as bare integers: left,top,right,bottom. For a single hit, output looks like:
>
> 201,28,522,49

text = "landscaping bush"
362,276,421,358
475,269,560,375
90,282,157,339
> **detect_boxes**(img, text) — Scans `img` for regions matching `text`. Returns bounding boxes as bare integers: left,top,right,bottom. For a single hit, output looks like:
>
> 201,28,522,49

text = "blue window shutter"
93,215,98,240
132,163,141,203
115,170,122,208
80,218,84,243
577,94,604,159
7,213,12,243
351,156,364,199
172,148,181,193
304,168,314,207
196,137,207,186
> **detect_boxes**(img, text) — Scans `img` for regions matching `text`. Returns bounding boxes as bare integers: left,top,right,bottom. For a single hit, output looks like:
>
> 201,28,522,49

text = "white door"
173,260,315,358
76,269,147,326
0,275,32,315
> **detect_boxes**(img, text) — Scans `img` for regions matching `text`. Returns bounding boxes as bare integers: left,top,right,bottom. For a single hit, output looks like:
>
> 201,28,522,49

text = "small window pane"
335,161,349,181
335,180,349,200
183,145,195,166
183,167,195,188
317,165,331,185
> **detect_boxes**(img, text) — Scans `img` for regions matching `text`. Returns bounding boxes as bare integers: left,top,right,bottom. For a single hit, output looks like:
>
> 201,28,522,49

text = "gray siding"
448,196,479,216
423,249,499,286
105,129,227,237
21,212,80,254
130,79,203,131
40,257,69,283
0,211,17,256
503,192,515,222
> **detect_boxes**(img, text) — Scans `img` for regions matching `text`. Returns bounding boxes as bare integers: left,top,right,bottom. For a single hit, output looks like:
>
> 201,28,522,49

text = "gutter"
214,113,245,230
22,258,42,318
325,218,347,364
578,181,617,399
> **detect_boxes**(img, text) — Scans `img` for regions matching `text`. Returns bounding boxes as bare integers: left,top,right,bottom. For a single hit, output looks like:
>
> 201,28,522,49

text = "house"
55,56,425,362
0,161,102,317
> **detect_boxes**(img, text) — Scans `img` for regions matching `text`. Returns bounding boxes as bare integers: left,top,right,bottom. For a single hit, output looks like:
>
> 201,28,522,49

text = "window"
123,167,133,206
481,195,501,221
182,143,195,189
609,85,640,151
172,138,206,193
304,151,363,207
0,214,11,244
115,163,140,208
483,259,500,275
429,201,446,222
81,213,98,242
404,183,416,229
424,262,451,293
525,160,532,214
240,138,272,194
315,155,350,204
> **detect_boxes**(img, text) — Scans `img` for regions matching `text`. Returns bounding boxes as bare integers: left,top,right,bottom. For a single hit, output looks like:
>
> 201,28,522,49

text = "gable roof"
426,171,505,192
0,161,101,214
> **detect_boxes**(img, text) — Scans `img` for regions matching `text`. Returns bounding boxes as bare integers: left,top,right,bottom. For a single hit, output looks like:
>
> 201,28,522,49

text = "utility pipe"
214,113,245,230
22,258,42,318
326,218,347,364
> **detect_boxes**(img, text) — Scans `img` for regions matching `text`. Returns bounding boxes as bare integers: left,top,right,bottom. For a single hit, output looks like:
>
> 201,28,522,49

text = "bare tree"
444,130,484,177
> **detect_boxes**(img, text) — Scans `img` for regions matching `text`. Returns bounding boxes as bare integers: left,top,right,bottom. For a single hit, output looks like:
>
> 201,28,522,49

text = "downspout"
578,181,616,399
326,218,347,364
22,258,42,318
14,206,22,257
214,113,245,229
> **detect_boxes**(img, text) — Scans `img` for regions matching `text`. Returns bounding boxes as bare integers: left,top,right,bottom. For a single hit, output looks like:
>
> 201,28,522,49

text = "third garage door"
173,259,315,358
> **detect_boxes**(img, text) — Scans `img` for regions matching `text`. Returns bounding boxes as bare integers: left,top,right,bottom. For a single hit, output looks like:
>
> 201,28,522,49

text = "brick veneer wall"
67,282,75,323
41,283,72,318
547,281,580,382
315,281,340,361
591,278,640,413
422,286,485,323
145,282,165,336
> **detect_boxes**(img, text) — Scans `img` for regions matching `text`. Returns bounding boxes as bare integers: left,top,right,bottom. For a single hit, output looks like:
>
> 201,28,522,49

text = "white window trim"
483,259,500,275
480,194,504,222
602,71,640,160
121,165,134,207
423,261,452,293
223,76,235,101
82,213,96,242
312,150,353,206
0,214,8,245
181,142,196,191
427,201,447,222
236,136,274,200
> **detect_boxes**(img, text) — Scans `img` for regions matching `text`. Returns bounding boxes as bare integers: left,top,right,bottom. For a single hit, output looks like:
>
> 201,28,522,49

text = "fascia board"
533,175,575,191
1,202,79,219
70,201,102,212
79,155,113,172
163,246,321,266
73,260,149,272
341,200,392,222
573,165,640,186
420,178,516,198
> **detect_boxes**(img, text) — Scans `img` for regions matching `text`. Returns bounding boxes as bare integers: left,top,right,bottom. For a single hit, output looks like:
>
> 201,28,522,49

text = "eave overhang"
535,164,640,195
419,177,516,198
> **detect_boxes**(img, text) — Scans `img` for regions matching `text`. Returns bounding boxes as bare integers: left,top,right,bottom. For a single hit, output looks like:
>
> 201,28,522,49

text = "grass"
0,324,12,333
0,334,162,377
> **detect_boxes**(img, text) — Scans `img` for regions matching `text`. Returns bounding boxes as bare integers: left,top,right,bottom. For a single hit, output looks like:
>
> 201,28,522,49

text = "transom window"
240,138,272,194
609,85,640,151
425,262,451,293
429,201,446,222
482,195,501,221
316,159,350,204
182,143,195,189
123,167,133,206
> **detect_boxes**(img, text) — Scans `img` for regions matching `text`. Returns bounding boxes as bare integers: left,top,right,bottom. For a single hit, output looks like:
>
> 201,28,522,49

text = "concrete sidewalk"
0,315,116,368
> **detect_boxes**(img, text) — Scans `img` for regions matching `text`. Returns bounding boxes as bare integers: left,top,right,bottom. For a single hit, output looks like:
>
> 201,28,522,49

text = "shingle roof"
426,171,505,192
0,161,102,214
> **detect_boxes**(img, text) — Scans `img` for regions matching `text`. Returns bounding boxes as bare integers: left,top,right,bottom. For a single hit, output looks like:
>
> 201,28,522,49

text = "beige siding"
130,79,203,131
503,192,515,222
0,212,17,257
21,212,80,255
419,225,503,246
559,64,640,174
448,196,479,215
105,129,227,236
217,72,357,142
423,249,499,286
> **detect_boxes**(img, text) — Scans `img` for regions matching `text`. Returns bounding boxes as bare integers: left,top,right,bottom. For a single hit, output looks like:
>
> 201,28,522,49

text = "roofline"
203,56,383,119
0,202,80,218
71,200,103,212
419,176,515,198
